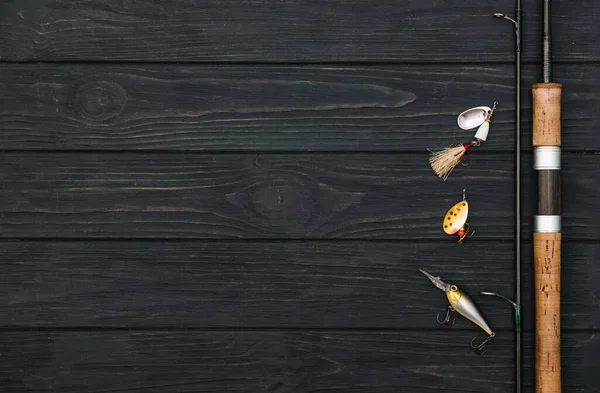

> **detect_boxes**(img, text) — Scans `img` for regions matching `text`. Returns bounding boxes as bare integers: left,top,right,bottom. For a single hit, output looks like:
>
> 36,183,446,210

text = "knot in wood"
241,178,313,225
74,81,127,122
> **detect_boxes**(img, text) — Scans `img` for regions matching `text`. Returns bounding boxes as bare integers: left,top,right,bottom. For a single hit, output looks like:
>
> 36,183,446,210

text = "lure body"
420,269,494,336
443,189,473,243
446,284,493,336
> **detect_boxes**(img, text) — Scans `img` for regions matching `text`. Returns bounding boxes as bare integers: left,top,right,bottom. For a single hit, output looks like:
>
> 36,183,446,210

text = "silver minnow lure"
420,269,495,354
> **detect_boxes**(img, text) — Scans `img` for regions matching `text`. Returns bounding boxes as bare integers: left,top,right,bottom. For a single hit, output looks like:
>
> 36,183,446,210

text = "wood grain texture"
0,240,597,330
0,152,517,239
0,64,597,152
0,0,595,389
0,0,598,62
0,152,598,239
0,330,597,393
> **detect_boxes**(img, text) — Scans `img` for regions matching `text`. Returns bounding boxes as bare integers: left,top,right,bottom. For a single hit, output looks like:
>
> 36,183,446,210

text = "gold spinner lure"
443,189,474,243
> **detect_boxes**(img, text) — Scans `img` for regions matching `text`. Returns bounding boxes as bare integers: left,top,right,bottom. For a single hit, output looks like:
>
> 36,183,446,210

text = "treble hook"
470,333,495,355
457,222,475,244
436,305,456,326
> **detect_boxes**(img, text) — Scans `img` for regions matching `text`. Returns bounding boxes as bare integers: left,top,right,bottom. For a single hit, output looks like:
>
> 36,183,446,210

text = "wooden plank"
0,152,597,239
0,63,596,152
0,240,597,330
1,330,597,393
0,240,515,329
0,152,516,239
0,64,514,152
0,0,597,62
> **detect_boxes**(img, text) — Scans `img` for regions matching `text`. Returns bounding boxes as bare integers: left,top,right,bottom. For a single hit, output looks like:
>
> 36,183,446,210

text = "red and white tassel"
428,142,475,180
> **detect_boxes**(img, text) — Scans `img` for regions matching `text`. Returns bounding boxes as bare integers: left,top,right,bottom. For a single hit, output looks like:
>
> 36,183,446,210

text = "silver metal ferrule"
534,146,561,170
534,215,561,232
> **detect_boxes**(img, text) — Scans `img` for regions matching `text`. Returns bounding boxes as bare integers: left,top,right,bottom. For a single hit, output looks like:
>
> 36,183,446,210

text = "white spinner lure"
443,189,474,244
420,269,495,355
429,102,498,180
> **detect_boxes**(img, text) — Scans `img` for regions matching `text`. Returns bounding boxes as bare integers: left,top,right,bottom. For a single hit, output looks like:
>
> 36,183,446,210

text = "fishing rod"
532,0,562,392
487,2,522,393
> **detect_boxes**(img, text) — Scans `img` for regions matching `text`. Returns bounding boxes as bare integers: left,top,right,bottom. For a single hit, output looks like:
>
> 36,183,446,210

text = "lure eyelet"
450,285,458,292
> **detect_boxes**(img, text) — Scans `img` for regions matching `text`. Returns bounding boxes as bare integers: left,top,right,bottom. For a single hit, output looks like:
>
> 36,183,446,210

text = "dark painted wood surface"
0,152,516,239
0,0,598,392
0,64,597,152
1,0,598,62
0,241,598,330
1,331,598,393
1,152,599,239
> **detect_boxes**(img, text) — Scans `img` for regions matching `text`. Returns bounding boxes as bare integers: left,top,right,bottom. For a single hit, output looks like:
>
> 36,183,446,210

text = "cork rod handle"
532,83,562,147
534,233,561,393
532,81,562,393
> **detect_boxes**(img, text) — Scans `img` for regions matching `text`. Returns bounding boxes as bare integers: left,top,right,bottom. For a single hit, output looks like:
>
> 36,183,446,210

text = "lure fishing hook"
470,332,496,355
457,189,475,243
428,103,497,180
420,270,495,354
436,305,456,326
456,223,475,244
443,190,474,244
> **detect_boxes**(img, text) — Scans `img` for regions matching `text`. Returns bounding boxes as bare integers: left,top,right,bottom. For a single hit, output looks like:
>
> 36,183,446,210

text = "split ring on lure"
443,189,474,243
419,269,495,355
428,102,498,180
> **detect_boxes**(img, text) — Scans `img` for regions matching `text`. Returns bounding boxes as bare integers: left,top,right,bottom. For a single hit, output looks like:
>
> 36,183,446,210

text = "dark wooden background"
1,0,598,392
